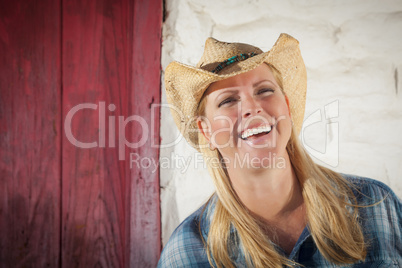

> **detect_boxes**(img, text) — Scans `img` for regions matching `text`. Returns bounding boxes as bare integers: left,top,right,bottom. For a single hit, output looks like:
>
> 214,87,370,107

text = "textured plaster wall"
160,0,402,245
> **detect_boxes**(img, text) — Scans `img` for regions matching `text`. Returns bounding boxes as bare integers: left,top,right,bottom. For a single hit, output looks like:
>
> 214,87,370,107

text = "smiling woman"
198,65,291,167
158,34,402,267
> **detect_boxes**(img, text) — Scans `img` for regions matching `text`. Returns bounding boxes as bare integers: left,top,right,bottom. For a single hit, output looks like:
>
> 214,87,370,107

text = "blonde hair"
196,65,366,267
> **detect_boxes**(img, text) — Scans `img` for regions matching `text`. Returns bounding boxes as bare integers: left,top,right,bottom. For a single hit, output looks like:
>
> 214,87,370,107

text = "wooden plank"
61,0,162,266
130,0,162,266
61,0,130,266
0,0,61,267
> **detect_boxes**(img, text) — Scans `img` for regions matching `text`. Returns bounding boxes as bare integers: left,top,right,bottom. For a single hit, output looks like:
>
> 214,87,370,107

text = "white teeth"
241,125,272,139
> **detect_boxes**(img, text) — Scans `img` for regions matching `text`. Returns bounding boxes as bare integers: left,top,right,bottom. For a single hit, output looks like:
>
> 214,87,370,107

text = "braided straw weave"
164,33,307,151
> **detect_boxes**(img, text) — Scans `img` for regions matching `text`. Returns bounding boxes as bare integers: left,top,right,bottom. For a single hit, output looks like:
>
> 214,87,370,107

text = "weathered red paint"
0,0,61,267
1,0,162,267
130,0,163,266
61,0,162,267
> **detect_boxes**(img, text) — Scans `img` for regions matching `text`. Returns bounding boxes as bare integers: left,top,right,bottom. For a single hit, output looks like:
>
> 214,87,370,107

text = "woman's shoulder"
157,198,216,267
341,173,401,203
341,174,402,265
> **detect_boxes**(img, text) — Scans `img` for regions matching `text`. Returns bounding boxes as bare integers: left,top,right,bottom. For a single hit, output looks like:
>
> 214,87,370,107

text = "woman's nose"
241,97,262,118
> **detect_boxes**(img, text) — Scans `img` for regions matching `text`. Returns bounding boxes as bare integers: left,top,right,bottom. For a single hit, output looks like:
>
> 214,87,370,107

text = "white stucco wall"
160,0,402,246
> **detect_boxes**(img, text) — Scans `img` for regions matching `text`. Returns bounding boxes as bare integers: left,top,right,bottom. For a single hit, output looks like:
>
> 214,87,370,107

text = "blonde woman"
158,34,402,267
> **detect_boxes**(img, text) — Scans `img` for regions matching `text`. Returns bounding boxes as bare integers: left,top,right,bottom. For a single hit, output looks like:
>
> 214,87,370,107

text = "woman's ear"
197,116,211,141
197,116,216,150
285,95,291,117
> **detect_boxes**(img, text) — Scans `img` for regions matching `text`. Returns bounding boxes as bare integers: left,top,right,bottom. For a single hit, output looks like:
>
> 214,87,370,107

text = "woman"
158,34,401,267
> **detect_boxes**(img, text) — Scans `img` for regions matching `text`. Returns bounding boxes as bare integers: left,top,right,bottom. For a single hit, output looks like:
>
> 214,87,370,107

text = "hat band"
211,52,257,73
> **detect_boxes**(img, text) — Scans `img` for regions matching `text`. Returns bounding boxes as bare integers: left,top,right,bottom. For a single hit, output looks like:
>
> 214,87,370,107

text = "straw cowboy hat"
165,33,307,150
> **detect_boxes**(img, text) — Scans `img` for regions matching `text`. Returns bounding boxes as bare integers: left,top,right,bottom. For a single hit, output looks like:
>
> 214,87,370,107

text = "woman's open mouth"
240,125,272,140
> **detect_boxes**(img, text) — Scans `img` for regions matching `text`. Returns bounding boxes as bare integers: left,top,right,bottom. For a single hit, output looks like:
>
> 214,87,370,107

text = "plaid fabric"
158,175,402,267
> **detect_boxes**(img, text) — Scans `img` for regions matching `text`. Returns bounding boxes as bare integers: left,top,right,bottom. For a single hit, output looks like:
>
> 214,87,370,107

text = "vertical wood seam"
59,0,63,267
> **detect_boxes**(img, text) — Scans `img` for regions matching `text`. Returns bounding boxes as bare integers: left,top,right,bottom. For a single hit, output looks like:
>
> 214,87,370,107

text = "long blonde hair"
196,65,366,267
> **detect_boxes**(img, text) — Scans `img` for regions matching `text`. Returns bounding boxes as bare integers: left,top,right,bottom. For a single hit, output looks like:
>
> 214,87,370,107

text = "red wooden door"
0,1,62,266
0,0,162,267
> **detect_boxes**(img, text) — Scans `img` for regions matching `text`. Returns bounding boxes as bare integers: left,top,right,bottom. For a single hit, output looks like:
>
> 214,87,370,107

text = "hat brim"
165,33,307,150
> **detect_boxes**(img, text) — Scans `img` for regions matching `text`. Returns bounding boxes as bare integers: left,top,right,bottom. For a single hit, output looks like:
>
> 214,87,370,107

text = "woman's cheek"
210,117,235,148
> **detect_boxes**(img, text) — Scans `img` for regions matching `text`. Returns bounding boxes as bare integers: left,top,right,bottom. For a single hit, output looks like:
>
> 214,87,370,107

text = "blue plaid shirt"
158,175,402,267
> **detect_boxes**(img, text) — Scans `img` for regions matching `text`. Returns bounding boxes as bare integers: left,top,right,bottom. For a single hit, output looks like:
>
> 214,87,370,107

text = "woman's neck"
227,151,303,222
226,151,306,254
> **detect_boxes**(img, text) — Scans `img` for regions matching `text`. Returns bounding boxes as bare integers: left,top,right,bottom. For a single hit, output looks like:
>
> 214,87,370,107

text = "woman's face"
198,64,292,169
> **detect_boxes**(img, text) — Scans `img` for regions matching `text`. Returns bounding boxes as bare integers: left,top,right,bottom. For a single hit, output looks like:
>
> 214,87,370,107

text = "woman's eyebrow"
253,79,275,87
210,88,239,99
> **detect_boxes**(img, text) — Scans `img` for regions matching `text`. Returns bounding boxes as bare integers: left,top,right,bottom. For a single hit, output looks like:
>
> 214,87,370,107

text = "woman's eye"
218,97,237,107
257,88,274,95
